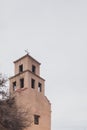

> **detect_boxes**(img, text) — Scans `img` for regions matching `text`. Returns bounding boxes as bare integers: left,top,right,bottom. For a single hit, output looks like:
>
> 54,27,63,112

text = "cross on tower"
25,49,29,55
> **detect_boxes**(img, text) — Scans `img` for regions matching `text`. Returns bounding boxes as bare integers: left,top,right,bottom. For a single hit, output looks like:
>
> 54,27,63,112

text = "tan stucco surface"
9,54,51,130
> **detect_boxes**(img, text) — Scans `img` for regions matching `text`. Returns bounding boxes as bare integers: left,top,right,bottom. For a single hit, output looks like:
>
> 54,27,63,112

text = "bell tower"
9,54,51,130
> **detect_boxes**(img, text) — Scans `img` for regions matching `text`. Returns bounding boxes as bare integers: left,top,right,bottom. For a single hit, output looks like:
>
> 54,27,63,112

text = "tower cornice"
14,54,41,65
9,70,45,81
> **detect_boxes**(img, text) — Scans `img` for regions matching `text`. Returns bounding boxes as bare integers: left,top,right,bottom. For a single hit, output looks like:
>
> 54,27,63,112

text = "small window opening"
13,81,16,91
32,65,36,73
19,64,23,73
20,78,24,88
31,79,35,89
38,82,42,92
34,115,40,125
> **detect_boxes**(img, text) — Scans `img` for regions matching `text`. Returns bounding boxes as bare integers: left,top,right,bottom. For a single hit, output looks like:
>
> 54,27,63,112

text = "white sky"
0,0,87,130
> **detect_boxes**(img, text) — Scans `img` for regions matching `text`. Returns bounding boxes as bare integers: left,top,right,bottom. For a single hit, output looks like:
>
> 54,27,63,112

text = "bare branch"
0,96,32,130
0,73,32,130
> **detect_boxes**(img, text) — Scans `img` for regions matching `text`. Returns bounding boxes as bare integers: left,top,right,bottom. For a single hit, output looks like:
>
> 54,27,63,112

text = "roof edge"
9,70,45,81
13,54,41,65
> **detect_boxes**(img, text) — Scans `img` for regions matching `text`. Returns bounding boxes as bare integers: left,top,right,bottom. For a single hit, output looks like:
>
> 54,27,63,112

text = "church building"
9,54,51,130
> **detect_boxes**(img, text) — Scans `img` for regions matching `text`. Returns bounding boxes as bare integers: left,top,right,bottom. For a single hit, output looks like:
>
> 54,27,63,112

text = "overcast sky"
0,0,87,130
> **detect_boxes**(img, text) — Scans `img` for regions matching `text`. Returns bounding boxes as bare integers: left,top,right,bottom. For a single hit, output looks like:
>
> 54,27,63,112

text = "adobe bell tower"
9,54,51,130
